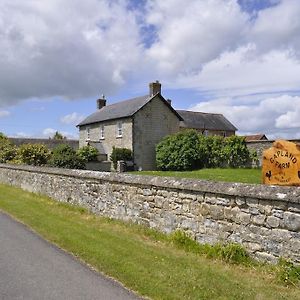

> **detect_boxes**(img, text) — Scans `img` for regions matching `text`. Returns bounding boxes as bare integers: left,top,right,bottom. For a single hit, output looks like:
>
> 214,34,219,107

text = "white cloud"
191,95,300,139
1,0,300,139
145,0,249,75
42,128,57,137
0,0,142,106
42,127,78,139
248,0,300,56
60,112,85,125
176,46,300,99
0,110,10,117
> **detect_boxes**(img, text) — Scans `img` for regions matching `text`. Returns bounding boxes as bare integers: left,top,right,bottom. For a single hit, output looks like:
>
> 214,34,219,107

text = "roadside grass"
131,168,262,184
0,184,299,300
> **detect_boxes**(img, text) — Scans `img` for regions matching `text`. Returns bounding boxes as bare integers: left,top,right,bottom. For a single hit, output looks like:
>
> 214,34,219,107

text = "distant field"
131,168,262,184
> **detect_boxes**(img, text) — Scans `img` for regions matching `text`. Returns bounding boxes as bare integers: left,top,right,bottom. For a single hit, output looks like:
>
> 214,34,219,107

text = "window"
222,131,227,137
100,124,105,139
116,121,123,137
86,127,90,140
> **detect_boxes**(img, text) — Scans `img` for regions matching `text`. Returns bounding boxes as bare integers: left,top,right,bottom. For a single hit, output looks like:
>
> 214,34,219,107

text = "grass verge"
0,184,299,300
131,168,262,184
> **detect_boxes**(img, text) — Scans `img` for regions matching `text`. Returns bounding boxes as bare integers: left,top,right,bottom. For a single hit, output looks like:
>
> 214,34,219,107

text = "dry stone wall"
0,164,299,264
247,139,300,166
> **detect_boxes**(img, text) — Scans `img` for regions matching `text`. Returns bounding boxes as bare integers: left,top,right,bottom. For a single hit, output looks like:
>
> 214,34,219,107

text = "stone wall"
0,164,299,264
9,137,79,150
133,96,180,170
78,117,133,157
247,139,300,166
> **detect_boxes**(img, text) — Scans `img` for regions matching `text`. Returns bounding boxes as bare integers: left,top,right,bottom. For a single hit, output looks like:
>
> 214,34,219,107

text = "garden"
135,130,261,184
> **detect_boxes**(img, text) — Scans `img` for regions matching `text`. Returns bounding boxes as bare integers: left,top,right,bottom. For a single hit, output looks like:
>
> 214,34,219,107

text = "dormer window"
100,124,105,139
116,121,123,137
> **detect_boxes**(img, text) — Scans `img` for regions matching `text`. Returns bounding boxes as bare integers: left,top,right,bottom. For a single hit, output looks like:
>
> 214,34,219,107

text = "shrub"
110,147,133,170
156,131,253,171
17,143,51,166
223,136,250,168
0,133,17,163
77,145,99,162
156,130,201,171
49,144,85,169
201,135,226,168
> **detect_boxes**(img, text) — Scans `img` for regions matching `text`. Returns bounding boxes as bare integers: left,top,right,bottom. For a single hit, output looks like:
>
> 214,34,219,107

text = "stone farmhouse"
77,81,237,170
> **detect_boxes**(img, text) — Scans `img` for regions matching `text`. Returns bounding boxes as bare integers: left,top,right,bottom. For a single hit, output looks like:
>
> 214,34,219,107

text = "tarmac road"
0,211,141,300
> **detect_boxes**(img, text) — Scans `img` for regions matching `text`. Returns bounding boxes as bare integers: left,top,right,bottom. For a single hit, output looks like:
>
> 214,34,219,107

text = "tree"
0,132,17,163
52,131,66,140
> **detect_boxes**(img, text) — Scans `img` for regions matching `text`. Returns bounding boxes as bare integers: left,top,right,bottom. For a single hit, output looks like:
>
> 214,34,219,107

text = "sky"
0,0,300,140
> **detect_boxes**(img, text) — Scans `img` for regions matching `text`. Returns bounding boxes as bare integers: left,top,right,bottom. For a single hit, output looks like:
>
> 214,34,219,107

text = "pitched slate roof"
78,94,182,126
244,134,268,142
176,110,237,131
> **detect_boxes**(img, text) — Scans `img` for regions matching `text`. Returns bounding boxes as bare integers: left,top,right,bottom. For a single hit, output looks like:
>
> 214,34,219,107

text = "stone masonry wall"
79,117,133,157
247,139,300,166
0,164,299,264
133,96,179,170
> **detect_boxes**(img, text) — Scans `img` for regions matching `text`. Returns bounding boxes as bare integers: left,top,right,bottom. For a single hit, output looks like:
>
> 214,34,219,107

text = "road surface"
0,211,141,300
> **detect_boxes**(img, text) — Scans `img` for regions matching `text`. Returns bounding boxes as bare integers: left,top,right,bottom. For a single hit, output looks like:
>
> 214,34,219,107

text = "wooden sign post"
262,140,300,186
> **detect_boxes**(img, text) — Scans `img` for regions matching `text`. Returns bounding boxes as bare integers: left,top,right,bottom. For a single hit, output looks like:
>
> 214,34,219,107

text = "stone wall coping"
246,139,300,144
1,163,299,204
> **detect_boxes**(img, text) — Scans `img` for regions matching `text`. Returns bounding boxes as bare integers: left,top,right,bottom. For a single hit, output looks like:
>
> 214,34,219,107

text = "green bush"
49,144,85,169
110,147,133,170
17,143,51,166
223,136,251,168
76,145,99,162
156,131,252,171
0,133,17,163
156,130,201,171
201,135,226,168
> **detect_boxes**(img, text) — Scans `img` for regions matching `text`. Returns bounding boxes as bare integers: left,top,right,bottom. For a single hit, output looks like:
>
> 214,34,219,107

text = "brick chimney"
97,95,106,110
149,80,161,97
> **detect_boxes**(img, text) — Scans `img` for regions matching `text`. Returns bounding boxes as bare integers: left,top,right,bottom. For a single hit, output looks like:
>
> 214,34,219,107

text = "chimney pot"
97,96,106,110
149,80,161,97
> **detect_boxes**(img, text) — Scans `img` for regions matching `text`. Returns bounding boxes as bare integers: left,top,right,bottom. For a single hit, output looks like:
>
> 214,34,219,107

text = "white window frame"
116,121,123,138
86,126,90,141
203,129,209,136
100,124,105,140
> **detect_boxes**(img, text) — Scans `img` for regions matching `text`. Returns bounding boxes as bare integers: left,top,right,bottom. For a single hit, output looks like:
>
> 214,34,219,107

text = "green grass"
0,184,299,300
131,168,262,184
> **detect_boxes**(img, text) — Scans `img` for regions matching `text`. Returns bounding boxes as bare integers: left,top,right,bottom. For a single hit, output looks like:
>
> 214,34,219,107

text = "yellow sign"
262,140,300,186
